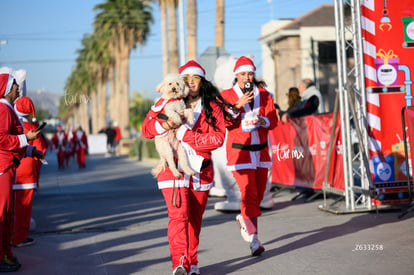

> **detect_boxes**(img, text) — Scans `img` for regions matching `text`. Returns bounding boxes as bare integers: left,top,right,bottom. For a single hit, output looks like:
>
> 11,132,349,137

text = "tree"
160,0,169,76
186,0,197,61
129,92,154,132
94,0,153,138
166,0,179,72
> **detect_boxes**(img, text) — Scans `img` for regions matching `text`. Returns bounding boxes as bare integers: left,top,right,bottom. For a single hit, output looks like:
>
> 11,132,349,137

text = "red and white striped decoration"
362,0,382,157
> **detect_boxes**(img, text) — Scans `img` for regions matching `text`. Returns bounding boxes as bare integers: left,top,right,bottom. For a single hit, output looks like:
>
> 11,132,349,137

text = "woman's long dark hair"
194,78,235,131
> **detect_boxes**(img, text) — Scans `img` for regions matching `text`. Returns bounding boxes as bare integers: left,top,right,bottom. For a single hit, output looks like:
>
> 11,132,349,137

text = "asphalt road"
12,151,414,275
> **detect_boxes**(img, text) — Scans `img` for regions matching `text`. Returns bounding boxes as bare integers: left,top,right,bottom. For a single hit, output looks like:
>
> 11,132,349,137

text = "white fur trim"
151,98,168,112
13,183,37,190
228,107,241,118
261,116,270,128
14,108,29,118
155,121,167,135
158,179,188,189
234,65,255,75
226,161,272,171
157,179,213,191
176,125,188,141
4,74,14,97
13,69,27,87
180,67,205,77
19,134,28,148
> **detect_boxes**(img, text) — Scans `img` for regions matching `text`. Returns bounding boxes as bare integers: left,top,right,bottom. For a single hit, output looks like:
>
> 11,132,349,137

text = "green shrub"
130,137,159,160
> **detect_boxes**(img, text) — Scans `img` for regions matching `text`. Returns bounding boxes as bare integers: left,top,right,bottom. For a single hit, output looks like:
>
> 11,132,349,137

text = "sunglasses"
183,75,202,83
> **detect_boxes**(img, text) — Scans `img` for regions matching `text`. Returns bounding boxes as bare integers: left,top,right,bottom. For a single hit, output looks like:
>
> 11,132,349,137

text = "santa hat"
179,60,206,77
0,73,16,98
13,69,27,96
233,56,256,75
15,96,37,121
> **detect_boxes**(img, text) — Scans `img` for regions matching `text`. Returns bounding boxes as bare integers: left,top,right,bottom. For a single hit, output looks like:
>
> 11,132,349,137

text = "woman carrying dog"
220,56,278,256
142,60,234,275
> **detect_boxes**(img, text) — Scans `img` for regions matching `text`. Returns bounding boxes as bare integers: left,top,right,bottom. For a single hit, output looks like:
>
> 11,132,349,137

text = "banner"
361,0,414,204
270,113,344,191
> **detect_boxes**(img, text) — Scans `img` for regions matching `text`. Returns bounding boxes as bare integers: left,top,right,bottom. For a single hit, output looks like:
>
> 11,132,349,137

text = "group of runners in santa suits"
52,125,88,169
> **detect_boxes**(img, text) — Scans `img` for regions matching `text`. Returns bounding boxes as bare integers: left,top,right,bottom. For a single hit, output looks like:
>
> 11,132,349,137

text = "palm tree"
166,0,179,72
63,59,93,133
160,0,169,76
94,0,153,138
186,0,197,60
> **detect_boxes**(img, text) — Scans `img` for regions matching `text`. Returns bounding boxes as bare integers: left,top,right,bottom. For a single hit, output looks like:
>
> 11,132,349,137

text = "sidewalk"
13,152,414,275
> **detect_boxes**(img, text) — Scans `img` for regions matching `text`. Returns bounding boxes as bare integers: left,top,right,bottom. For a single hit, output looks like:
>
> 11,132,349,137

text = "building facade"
259,4,346,112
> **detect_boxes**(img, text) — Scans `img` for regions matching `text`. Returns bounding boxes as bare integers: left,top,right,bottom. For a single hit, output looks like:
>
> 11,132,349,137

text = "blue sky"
0,0,330,99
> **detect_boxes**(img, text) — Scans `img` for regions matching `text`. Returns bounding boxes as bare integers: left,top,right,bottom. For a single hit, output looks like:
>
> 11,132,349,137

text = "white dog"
152,73,196,178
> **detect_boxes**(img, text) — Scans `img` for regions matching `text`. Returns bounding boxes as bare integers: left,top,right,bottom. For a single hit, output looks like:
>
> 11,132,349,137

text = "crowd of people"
142,56,324,275
51,124,89,170
1,57,324,274
0,68,92,272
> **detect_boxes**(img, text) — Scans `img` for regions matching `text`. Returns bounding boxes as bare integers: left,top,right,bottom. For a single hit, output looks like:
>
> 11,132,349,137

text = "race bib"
242,112,259,132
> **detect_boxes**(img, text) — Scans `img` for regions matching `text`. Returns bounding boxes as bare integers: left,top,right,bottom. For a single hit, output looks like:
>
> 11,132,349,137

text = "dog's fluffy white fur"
152,73,196,178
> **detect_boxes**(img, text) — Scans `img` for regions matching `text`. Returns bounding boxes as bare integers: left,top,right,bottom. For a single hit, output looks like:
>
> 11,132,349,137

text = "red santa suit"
142,98,226,272
65,127,76,167
12,96,47,246
75,127,88,168
52,126,67,169
0,72,34,263
221,82,278,230
113,122,122,155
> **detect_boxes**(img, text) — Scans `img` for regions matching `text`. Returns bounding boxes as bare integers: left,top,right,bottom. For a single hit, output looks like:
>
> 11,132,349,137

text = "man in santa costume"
12,96,47,248
113,121,122,156
75,124,88,168
52,125,67,169
221,56,278,256
0,72,43,272
65,124,76,168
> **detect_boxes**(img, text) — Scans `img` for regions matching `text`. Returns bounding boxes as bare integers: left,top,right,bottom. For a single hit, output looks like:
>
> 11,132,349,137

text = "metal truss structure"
320,0,376,213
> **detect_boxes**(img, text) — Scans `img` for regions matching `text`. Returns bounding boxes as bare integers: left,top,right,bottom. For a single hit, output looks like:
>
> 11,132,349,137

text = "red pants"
0,168,15,261
232,168,268,219
57,151,65,169
12,189,34,246
161,183,209,272
77,148,86,167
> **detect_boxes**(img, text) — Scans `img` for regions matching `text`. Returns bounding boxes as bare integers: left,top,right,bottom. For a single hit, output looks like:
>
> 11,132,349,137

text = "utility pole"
215,0,224,48
0,40,7,66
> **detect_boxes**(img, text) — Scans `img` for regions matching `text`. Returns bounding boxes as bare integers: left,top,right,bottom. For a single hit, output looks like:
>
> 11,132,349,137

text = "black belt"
166,159,211,170
12,156,20,168
201,159,212,170
232,142,267,151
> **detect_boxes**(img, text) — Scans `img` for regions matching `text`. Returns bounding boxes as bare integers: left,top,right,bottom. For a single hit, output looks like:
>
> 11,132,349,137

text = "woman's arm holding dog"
142,111,168,139
142,110,181,139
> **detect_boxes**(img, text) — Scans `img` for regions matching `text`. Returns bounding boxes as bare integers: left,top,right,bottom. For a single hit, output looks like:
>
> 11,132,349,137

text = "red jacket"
114,127,121,141
75,130,88,151
15,119,47,189
142,100,226,191
0,100,29,174
221,84,278,171
52,132,67,153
